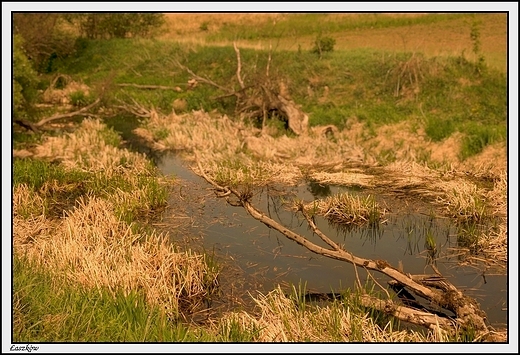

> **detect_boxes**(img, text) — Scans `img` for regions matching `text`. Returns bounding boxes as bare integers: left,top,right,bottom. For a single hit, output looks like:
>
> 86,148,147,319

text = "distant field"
160,13,507,72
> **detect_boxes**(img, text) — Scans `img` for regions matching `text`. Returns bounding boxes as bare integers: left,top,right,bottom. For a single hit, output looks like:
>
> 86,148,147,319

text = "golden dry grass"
305,193,386,226
34,119,151,177
13,120,217,317
13,191,213,317
212,286,440,342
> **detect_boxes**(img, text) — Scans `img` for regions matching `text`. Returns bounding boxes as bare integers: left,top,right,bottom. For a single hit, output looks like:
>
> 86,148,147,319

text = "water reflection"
307,180,331,198
156,153,507,327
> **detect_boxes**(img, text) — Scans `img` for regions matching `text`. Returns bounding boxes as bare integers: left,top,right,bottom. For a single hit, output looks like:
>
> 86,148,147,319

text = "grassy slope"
52,13,506,162
12,13,508,342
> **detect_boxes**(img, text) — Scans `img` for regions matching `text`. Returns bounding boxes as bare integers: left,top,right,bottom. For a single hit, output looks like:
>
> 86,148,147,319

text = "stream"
156,152,507,329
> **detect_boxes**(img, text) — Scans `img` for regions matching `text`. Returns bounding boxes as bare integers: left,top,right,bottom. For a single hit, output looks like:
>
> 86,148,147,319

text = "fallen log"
193,156,491,338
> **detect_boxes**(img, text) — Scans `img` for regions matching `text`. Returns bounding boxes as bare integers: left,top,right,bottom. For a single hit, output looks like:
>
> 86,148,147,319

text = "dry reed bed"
34,119,151,177
137,110,507,266
213,287,440,342
302,193,387,226
13,119,216,316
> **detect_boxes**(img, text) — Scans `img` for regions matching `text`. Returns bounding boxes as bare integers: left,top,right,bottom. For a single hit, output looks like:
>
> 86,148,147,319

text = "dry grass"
13,194,214,317
137,109,368,179
13,119,217,318
212,286,440,342
210,159,302,187
432,180,488,222
486,171,507,219
161,13,285,38
308,171,374,188
305,193,387,226
34,118,151,177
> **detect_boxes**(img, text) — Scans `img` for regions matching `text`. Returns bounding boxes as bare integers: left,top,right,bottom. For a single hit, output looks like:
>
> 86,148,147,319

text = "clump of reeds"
308,171,374,188
208,158,303,187
138,109,369,181
472,224,507,267
486,171,507,219
34,118,152,177
308,193,386,226
433,180,488,222
13,192,217,318
212,286,440,342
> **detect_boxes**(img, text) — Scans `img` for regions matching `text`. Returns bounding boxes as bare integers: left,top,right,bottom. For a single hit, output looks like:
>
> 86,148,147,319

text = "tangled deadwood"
14,98,101,132
194,157,494,340
14,74,103,132
174,43,308,136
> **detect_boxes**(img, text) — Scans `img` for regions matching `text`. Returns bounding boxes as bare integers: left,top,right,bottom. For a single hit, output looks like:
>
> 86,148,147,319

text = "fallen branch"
173,59,233,94
233,41,245,90
193,157,491,337
115,98,152,118
35,98,101,127
117,83,183,91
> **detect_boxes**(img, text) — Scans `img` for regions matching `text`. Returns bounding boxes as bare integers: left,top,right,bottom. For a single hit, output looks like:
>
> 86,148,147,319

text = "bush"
13,13,77,73
66,13,165,39
13,34,39,120
311,35,336,57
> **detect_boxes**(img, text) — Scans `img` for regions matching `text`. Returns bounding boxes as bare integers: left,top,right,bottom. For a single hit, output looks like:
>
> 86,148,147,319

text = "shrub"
13,13,77,73
13,34,39,120
66,13,165,39
311,35,336,57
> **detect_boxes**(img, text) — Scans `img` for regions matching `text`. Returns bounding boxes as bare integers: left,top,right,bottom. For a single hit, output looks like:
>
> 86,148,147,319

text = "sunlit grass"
306,193,387,227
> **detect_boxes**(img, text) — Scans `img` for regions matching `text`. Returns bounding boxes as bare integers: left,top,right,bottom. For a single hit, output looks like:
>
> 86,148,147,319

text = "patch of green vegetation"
53,35,505,161
68,89,94,107
13,158,89,191
13,255,198,342
425,117,455,142
13,158,167,222
459,123,506,160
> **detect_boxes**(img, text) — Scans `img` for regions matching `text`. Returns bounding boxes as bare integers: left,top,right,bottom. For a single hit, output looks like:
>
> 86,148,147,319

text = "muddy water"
157,153,507,328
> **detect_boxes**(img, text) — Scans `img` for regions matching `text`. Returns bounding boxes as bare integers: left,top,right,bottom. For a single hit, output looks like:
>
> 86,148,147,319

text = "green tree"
13,13,76,72
13,34,39,120
66,13,165,39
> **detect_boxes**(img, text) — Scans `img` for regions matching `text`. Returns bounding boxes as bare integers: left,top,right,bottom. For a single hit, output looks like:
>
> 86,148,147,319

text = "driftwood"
174,43,309,136
194,157,492,338
14,98,101,132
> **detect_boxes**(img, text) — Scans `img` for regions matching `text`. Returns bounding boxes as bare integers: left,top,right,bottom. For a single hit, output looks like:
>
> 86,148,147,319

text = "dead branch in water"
194,157,492,339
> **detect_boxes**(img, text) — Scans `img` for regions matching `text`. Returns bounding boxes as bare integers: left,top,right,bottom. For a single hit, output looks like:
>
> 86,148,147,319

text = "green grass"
13,158,168,222
48,34,505,161
12,254,263,342
205,13,475,42
12,255,200,342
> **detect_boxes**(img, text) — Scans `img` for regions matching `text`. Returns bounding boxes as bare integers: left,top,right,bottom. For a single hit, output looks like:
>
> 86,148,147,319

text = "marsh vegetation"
11,12,508,343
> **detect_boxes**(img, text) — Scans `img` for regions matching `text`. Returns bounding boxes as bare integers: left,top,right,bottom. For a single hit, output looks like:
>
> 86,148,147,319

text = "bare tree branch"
173,59,233,94
193,157,491,336
35,98,101,127
117,83,183,91
233,42,245,90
